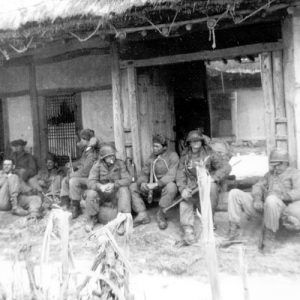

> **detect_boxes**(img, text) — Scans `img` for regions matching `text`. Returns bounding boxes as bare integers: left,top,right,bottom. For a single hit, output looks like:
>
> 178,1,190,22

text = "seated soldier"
35,153,62,207
130,134,179,230
9,139,38,189
226,149,300,252
84,143,131,232
0,158,41,217
60,129,98,218
176,130,231,245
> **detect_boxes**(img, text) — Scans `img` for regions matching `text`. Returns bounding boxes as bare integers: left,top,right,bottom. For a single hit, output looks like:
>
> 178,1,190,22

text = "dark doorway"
170,61,210,152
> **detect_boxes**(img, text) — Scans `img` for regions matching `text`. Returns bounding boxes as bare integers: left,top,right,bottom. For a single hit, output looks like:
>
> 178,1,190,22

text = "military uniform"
0,171,41,216
176,130,231,244
85,146,131,225
228,166,300,233
60,129,98,218
130,151,179,219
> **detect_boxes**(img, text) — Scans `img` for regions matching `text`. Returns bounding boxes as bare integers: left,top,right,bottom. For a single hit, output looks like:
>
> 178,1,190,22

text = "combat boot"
227,222,240,241
156,208,168,230
10,197,29,217
133,211,151,228
262,228,276,253
84,215,98,233
71,200,82,219
182,226,195,245
60,196,70,209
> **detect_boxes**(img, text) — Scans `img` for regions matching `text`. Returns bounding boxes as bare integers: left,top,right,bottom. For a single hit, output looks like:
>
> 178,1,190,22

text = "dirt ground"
1,202,300,300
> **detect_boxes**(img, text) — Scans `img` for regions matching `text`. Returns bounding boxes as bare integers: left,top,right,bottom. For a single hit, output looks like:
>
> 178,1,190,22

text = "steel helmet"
186,130,204,143
269,149,289,163
99,143,116,160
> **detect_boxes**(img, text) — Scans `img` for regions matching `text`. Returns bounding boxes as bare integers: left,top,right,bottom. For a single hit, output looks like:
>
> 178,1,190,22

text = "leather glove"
253,200,264,212
181,188,192,200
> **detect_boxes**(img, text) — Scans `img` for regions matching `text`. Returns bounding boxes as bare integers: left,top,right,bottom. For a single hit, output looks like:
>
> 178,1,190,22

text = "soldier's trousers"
130,182,177,213
180,182,219,227
60,176,88,201
85,187,131,223
0,174,41,213
228,188,300,232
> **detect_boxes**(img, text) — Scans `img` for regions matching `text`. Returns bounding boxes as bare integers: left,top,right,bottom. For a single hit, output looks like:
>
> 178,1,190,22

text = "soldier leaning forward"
84,143,131,232
60,129,98,218
176,130,231,245
130,134,179,230
227,149,300,252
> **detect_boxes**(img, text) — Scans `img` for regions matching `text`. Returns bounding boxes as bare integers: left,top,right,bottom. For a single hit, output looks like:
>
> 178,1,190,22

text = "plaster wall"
236,88,266,140
36,54,111,90
7,95,33,149
81,90,114,142
0,65,29,93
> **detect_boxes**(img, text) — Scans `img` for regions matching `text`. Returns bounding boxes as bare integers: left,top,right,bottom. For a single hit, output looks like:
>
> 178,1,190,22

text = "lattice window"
46,94,79,166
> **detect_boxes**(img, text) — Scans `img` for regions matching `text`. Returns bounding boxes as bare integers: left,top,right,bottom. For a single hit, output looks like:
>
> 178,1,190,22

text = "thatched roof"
0,0,291,30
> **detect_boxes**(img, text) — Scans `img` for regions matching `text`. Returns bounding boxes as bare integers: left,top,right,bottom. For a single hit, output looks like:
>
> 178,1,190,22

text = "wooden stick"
238,245,250,300
196,164,221,300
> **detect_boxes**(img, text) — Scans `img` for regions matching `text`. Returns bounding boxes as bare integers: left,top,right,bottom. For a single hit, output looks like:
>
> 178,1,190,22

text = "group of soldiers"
1,127,300,250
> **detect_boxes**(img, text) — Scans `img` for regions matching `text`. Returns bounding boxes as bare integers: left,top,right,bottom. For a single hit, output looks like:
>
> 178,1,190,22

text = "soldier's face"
77,138,89,149
46,159,55,170
269,162,288,174
11,145,23,153
3,160,14,173
104,155,116,166
153,143,164,155
190,141,202,153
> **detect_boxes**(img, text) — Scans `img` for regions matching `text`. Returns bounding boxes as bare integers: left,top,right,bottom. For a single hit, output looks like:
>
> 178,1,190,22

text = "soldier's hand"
253,200,263,212
104,183,115,193
181,188,192,200
140,182,149,193
147,183,158,190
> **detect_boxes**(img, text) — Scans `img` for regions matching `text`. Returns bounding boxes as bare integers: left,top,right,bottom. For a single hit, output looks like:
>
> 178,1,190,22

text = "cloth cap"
152,134,167,147
269,149,289,163
79,129,94,141
10,139,27,147
46,152,57,163
99,143,116,159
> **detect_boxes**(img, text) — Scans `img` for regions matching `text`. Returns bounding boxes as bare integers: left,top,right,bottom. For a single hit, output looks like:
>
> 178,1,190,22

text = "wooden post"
272,50,288,151
196,163,221,300
38,96,48,165
127,65,142,174
29,62,41,160
2,98,10,154
260,52,276,154
111,42,126,160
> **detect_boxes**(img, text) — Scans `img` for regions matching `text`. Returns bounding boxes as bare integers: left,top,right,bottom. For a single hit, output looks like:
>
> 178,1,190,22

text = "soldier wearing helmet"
84,143,131,232
226,148,300,252
130,134,179,230
176,129,231,245
60,128,99,218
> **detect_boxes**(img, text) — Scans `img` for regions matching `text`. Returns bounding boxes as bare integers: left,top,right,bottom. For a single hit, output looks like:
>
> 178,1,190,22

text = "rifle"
147,161,154,204
68,151,74,173
162,187,199,213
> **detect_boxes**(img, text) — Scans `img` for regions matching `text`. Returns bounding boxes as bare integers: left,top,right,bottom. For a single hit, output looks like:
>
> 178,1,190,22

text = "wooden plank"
38,96,48,165
2,98,10,154
272,50,288,151
127,65,142,174
120,42,283,68
29,63,41,161
282,16,297,166
260,52,276,154
121,69,130,130
111,42,126,160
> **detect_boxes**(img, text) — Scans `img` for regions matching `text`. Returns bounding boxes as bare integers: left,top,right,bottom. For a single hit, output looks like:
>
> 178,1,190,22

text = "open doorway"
169,61,210,153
